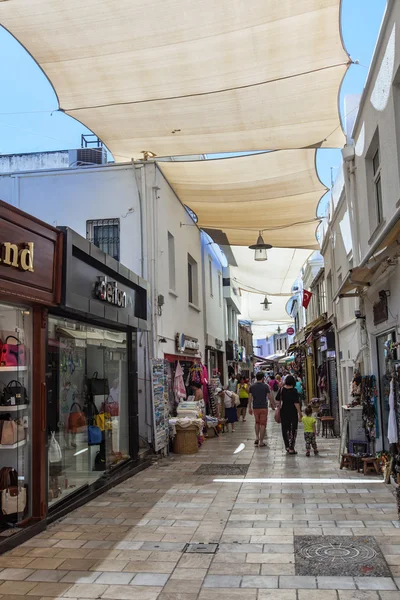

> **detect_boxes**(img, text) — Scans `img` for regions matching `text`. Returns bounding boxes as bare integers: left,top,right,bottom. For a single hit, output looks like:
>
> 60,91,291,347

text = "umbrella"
174,361,187,402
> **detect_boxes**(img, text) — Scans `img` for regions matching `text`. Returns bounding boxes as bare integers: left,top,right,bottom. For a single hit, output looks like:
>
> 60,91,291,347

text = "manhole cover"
294,536,391,577
194,464,249,476
184,543,219,554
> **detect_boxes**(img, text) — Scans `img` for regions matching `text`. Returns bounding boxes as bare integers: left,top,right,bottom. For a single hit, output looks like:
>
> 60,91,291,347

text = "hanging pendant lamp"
261,295,272,311
249,232,272,261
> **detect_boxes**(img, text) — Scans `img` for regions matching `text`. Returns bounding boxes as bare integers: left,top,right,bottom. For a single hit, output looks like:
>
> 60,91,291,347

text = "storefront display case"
0,200,62,548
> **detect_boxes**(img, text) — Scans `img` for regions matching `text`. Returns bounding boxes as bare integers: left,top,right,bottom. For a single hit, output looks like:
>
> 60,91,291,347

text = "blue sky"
0,0,387,195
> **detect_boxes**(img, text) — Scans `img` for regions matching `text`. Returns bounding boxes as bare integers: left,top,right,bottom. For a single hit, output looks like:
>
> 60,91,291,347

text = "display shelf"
0,366,28,373
0,439,27,450
0,405,28,412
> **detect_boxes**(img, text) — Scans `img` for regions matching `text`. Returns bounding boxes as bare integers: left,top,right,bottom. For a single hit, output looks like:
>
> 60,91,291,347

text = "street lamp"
249,232,272,262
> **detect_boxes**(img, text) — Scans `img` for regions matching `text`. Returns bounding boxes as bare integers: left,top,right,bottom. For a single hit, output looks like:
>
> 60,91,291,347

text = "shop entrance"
376,329,396,451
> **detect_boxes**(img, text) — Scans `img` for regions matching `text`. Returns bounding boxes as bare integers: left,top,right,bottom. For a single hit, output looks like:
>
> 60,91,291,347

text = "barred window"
86,219,120,261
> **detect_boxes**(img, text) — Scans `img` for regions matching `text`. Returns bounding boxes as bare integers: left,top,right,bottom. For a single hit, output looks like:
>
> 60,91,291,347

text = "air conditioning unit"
69,147,107,167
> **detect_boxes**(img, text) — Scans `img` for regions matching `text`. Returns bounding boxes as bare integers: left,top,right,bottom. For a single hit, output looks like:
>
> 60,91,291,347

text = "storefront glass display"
0,302,32,525
47,316,129,505
377,330,396,451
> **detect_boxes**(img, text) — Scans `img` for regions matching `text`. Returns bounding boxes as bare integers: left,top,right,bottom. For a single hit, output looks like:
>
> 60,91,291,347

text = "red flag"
302,290,312,309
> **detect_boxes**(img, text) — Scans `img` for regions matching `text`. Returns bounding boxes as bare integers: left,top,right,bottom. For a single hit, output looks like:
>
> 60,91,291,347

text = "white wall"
0,164,143,276
350,1,400,263
143,163,205,361
202,233,226,347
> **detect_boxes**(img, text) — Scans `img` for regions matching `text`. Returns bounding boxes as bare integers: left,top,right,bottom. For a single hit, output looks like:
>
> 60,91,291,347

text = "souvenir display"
151,359,169,452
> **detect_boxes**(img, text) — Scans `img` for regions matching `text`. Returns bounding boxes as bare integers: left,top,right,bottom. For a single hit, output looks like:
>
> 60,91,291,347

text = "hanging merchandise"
174,361,187,403
189,363,203,386
201,364,210,406
361,375,377,451
151,359,170,452
388,378,398,445
87,372,110,396
68,402,87,433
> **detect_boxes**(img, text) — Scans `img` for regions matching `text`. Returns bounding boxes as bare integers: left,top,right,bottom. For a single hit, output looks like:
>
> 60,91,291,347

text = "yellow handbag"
95,413,112,431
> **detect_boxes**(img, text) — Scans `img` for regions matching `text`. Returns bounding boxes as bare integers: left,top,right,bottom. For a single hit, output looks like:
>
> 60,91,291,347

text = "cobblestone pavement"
1,415,399,600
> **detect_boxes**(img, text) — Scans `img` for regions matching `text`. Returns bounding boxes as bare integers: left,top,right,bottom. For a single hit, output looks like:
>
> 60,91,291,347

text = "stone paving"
1,415,399,600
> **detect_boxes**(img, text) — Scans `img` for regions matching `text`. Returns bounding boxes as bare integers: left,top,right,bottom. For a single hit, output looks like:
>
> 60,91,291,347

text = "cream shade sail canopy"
0,0,348,158
159,151,325,249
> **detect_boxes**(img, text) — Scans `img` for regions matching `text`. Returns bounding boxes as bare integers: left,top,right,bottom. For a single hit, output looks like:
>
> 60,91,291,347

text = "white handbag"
2,487,27,515
0,467,26,515
49,432,62,463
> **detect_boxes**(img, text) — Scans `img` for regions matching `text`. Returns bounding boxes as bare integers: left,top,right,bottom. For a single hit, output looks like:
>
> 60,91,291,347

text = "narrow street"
1,416,398,600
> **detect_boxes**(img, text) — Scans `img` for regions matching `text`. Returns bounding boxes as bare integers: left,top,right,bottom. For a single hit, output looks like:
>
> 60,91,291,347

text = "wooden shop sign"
0,241,34,272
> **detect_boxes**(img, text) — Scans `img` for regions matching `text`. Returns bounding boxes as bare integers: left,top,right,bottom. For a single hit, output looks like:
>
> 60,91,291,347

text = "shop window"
0,303,32,527
86,219,120,261
167,232,176,291
188,254,199,306
372,148,383,224
366,129,384,234
46,317,129,506
209,259,213,297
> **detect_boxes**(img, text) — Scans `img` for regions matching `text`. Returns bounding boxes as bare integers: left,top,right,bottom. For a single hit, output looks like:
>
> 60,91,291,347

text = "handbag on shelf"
1,380,28,406
68,402,86,433
16,419,25,441
0,336,26,367
88,425,103,446
87,372,109,396
0,467,26,516
0,420,17,445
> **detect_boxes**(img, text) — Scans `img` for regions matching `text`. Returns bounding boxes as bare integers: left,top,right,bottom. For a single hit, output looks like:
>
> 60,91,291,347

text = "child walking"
302,405,319,457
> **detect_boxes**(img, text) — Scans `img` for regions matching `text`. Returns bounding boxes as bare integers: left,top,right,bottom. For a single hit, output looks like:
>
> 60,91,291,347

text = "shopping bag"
88,425,103,446
87,372,109,396
0,336,26,367
1,381,28,406
0,467,26,516
68,402,86,433
0,420,17,445
274,405,281,424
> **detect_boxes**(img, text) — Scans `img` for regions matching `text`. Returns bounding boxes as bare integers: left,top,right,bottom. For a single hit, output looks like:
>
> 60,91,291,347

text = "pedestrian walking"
249,372,273,447
302,405,319,456
268,373,279,408
226,374,238,393
216,388,238,432
276,374,302,455
237,376,249,421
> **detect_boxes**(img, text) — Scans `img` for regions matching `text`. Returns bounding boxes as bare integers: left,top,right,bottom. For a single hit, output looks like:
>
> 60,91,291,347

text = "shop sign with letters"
95,276,127,308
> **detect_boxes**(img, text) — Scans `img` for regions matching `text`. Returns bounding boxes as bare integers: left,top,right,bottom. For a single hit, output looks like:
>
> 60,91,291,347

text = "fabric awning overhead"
158,151,325,249
0,0,348,158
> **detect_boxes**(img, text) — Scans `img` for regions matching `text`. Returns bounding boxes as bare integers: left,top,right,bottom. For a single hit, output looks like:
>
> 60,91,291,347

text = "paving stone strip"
0,416,398,600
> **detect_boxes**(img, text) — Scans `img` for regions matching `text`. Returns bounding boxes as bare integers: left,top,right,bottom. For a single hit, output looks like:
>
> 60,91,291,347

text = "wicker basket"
173,425,199,455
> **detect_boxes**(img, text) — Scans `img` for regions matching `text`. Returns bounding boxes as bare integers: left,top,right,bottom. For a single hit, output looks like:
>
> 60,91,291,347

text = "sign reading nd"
0,242,34,272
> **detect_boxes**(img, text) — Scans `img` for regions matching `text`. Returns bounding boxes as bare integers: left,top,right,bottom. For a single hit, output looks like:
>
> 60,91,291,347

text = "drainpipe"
201,234,208,369
342,144,361,265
